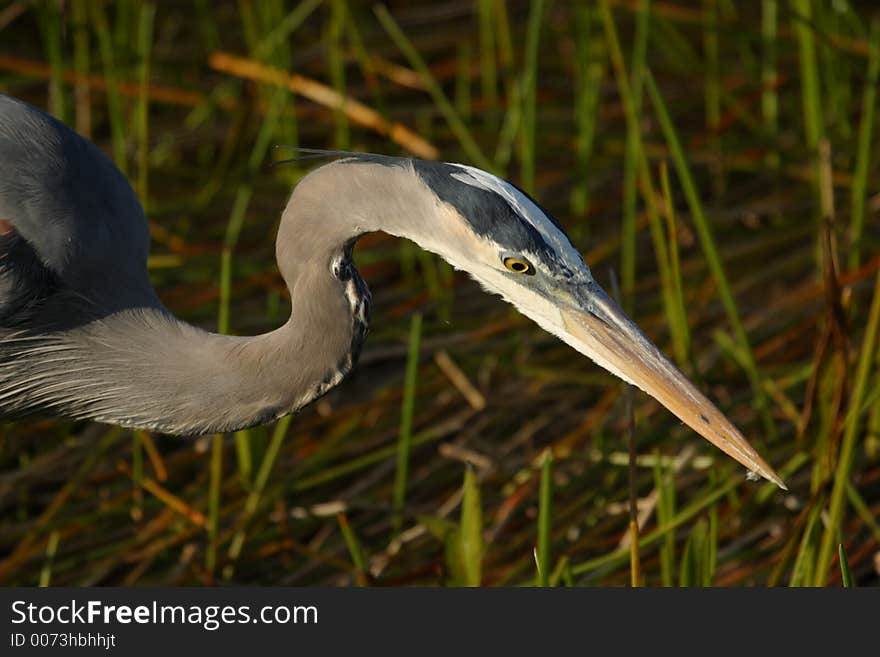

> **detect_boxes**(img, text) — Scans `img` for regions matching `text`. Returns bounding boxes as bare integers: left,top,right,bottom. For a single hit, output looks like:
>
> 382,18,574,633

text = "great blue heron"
0,94,784,488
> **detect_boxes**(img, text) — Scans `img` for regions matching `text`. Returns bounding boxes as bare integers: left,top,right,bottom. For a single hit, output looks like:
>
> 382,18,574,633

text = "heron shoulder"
0,94,152,299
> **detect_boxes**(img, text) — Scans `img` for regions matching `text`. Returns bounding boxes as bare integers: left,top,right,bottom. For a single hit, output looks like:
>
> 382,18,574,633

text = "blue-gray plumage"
0,94,785,489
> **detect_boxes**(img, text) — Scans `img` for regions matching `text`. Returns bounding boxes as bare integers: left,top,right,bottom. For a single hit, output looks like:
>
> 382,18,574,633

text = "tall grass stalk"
90,2,127,174
625,384,640,587
375,5,492,171
846,482,880,544
478,0,498,131
703,0,722,194
679,518,711,586
620,0,650,309
789,500,822,586
328,0,349,149
393,313,423,537
460,467,483,586
72,0,91,137
792,0,826,282
570,4,603,220
342,3,387,116
206,434,223,575
838,544,853,588
654,455,676,586
194,0,220,52
455,41,472,121
338,512,369,586
536,450,552,586
792,0,824,153
571,478,737,577
225,416,294,578
761,0,779,168
492,0,514,92
135,4,155,207
493,78,522,171
132,430,143,521
814,268,880,584
659,162,692,368
645,70,775,441
0,429,122,582
38,531,60,587
848,20,880,270
600,2,693,375
253,0,323,60
38,1,65,123
518,0,546,194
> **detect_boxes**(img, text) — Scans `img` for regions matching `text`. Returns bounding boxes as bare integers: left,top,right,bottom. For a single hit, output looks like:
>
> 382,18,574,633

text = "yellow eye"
503,257,534,275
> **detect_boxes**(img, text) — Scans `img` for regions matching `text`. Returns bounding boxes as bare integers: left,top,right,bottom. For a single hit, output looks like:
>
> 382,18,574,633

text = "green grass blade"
374,5,492,170
659,162,692,367
38,530,60,588
569,4,603,220
790,500,822,587
393,312,422,536
234,429,252,487
459,467,483,586
135,3,155,208
706,500,718,585
536,450,552,586
792,0,824,152
761,0,779,168
678,529,695,586
206,433,223,576
72,0,91,137
38,0,66,123
518,0,546,194
846,481,880,544
653,453,676,586
253,0,323,60
571,477,736,577
620,0,651,309
848,19,880,270
225,415,293,578
703,0,722,195
814,268,880,584
132,430,143,521
838,544,853,588
90,2,127,173
548,555,570,587
455,40,472,121
327,0,350,149
644,69,775,441
338,512,369,586
600,1,681,352
478,0,498,131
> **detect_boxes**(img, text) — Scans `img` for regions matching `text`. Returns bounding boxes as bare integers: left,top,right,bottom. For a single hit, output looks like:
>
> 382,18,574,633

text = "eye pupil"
504,257,533,274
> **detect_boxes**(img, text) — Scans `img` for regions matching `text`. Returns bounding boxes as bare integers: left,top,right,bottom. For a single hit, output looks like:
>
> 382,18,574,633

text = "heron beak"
558,283,786,489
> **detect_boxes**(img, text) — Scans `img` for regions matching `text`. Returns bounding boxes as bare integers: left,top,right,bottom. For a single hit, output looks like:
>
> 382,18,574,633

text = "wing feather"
0,94,156,318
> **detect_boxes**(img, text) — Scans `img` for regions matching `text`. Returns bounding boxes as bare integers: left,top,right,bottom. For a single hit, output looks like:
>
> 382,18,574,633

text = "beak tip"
754,467,787,490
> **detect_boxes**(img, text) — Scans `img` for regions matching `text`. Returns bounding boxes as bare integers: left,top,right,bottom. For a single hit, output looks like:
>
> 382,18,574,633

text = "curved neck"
3,179,372,435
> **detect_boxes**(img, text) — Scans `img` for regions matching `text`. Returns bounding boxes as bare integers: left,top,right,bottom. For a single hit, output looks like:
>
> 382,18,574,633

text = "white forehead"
448,164,588,272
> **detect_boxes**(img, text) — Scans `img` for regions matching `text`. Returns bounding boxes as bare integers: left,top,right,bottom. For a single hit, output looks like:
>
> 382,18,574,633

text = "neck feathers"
1,235,370,436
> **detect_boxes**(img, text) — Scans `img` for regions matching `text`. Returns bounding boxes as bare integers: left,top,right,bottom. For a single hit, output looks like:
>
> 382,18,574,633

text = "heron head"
284,152,782,488
403,159,784,489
